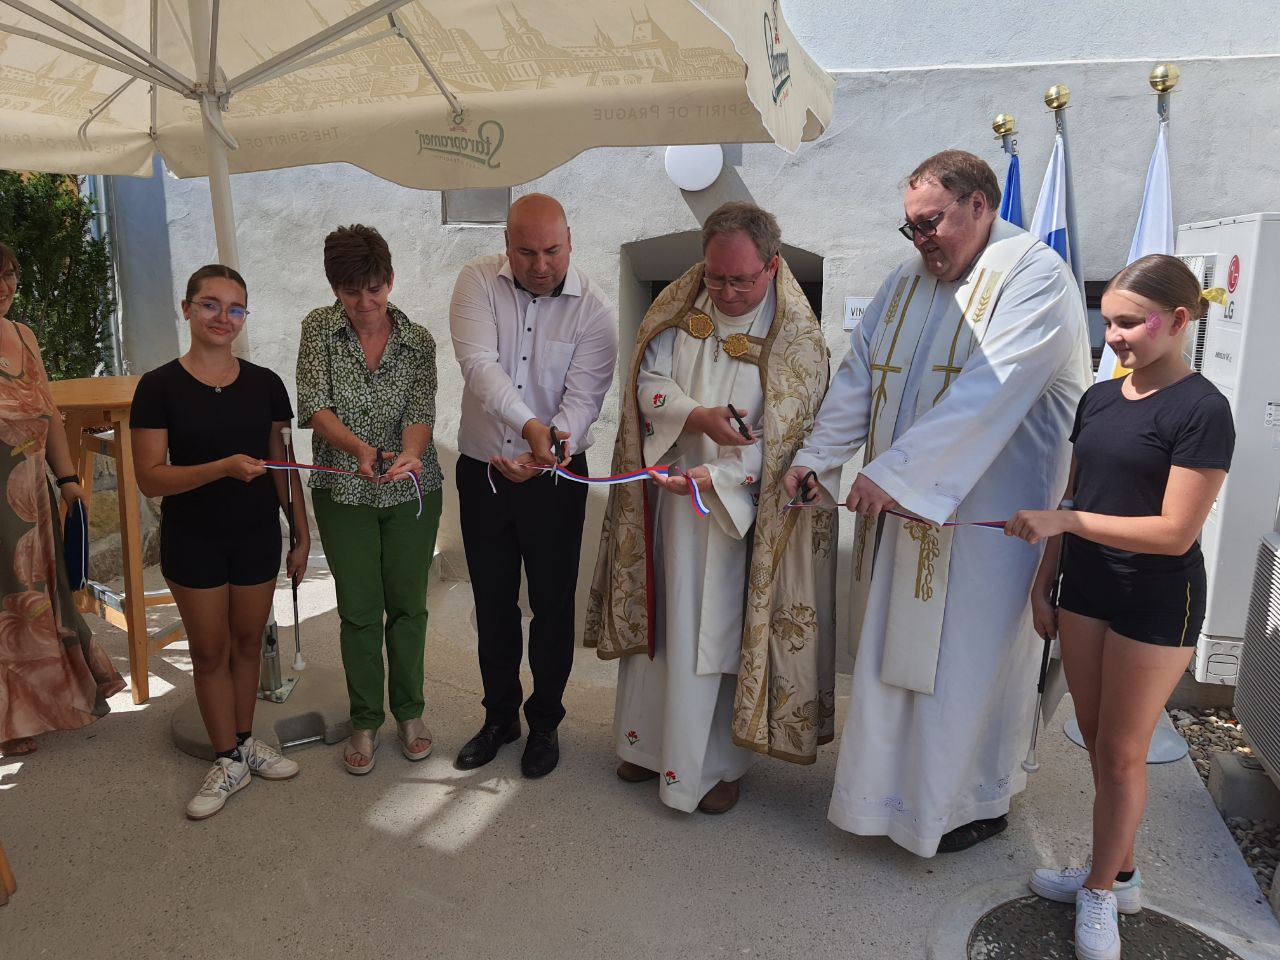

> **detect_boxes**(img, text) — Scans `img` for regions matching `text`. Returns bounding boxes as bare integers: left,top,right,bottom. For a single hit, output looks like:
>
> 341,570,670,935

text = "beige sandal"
398,718,433,762
343,729,380,775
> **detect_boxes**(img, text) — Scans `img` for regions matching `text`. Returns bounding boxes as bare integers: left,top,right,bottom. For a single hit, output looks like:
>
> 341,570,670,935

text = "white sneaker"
1030,861,1142,914
241,737,299,781
186,756,251,820
1074,887,1121,960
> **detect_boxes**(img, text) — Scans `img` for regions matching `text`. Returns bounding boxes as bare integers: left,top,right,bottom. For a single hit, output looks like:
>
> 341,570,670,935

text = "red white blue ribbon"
263,460,423,518
486,463,710,518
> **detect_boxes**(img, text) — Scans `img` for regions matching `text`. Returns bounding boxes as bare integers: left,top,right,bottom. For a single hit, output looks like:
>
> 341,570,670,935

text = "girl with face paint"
1003,254,1235,960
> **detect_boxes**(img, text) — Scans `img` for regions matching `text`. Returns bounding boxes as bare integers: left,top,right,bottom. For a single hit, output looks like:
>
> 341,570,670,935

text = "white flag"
1097,121,1174,381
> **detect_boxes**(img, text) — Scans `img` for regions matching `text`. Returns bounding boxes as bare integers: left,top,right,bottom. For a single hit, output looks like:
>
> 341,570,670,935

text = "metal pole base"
256,676,299,704
1063,712,1189,764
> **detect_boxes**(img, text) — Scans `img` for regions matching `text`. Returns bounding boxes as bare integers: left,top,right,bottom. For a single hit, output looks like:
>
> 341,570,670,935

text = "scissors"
548,423,565,484
726,402,752,441
374,446,388,482
785,469,819,509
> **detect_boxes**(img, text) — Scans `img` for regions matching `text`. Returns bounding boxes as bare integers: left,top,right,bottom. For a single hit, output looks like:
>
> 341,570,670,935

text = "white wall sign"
844,297,873,331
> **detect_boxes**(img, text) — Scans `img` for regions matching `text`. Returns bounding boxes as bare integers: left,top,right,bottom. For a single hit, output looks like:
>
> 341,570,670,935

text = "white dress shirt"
450,253,618,461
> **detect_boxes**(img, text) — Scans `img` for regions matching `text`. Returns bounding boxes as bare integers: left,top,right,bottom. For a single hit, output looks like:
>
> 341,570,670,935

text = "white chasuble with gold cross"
791,219,1092,856
852,222,1037,695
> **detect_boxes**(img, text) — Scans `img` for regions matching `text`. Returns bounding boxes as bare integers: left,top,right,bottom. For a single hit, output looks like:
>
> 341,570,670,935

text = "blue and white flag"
1097,120,1174,381
1030,133,1076,276
999,153,1023,228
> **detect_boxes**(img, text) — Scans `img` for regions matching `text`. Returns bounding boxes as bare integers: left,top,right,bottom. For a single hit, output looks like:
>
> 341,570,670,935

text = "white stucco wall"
786,0,1280,70
111,10,1280,638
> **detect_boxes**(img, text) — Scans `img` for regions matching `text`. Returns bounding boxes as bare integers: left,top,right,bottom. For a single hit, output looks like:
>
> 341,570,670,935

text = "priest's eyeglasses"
703,262,771,292
898,193,971,241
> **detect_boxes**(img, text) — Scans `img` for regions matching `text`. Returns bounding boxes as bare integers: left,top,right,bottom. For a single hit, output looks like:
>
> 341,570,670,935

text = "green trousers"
312,487,442,730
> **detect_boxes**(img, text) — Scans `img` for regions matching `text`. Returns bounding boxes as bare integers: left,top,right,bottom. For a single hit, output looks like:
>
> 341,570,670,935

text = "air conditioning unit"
1235,530,1280,789
1175,213,1280,684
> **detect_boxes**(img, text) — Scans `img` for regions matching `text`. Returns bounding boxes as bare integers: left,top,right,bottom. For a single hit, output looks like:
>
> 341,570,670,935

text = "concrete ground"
3,546,1279,960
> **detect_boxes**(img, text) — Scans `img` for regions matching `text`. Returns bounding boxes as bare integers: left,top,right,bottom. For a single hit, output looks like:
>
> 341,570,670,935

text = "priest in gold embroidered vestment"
585,202,837,815
785,150,1092,856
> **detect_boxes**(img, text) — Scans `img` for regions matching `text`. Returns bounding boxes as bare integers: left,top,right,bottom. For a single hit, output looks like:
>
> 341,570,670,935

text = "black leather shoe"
455,720,520,770
521,730,559,779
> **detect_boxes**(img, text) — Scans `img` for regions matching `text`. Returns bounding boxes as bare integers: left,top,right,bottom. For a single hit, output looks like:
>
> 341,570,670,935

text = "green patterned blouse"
296,301,444,507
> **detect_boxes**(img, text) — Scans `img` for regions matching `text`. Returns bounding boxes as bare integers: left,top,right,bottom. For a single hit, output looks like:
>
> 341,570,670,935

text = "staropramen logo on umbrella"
415,113,505,170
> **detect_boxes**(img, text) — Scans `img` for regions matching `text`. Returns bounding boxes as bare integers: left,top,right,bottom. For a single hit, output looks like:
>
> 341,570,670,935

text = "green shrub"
0,171,114,380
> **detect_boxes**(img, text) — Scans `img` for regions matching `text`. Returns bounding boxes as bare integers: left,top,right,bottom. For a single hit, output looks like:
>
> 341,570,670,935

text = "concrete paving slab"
2,544,1278,960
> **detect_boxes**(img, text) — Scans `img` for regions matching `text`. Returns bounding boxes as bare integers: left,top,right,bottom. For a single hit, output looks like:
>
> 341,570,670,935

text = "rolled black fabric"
63,498,89,590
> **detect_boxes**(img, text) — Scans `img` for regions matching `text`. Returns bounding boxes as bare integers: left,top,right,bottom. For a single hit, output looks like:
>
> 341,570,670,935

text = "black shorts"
1057,539,1206,648
160,516,282,590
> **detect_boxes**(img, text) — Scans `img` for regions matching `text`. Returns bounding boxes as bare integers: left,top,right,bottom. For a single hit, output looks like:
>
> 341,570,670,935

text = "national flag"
1096,120,1174,381
1029,133,1077,278
999,152,1023,228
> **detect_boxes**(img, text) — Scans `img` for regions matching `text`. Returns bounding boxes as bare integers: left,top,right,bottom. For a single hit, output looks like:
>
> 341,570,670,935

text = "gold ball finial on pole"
1149,63,1180,93
992,113,1017,137
1044,84,1071,110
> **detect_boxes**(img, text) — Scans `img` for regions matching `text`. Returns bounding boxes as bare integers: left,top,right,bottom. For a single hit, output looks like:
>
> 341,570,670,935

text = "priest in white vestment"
786,150,1092,856
587,202,836,815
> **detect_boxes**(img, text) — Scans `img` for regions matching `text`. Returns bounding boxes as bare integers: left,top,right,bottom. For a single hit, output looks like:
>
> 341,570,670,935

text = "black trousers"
456,453,589,733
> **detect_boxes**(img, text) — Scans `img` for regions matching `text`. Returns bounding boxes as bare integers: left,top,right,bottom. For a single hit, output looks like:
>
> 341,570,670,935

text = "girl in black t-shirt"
1005,255,1234,960
131,265,310,821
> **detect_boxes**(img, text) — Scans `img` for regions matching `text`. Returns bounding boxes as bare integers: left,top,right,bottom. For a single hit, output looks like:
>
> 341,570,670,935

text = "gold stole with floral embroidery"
850,224,1037,695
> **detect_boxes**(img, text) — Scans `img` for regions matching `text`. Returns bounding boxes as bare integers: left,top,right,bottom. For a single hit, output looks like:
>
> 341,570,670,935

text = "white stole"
851,221,1039,694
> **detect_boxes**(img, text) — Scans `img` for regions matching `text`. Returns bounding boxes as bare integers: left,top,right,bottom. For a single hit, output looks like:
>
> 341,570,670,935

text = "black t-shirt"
1069,372,1234,572
130,359,293,535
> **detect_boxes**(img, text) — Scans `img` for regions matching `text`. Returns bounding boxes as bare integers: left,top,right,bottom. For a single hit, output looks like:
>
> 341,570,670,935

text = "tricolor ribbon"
785,499,1005,528
486,463,710,518
263,460,423,518
887,510,1004,528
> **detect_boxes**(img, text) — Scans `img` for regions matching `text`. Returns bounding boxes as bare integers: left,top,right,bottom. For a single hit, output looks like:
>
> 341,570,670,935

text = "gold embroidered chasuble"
585,259,837,764
850,220,1039,695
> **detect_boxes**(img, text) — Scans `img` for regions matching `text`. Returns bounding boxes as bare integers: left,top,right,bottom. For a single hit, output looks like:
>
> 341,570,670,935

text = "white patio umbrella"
0,0,833,266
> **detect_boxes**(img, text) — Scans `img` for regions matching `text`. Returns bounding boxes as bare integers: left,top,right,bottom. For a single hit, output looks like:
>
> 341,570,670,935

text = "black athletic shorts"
160,516,282,590
1057,538,1206,648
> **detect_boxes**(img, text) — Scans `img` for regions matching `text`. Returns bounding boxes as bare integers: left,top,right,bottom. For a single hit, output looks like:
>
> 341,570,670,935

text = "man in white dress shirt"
784,150,1091,855
450,193,618,778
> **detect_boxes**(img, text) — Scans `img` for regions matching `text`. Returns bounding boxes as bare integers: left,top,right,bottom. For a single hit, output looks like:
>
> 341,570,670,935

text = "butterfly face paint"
1145,311,1163,336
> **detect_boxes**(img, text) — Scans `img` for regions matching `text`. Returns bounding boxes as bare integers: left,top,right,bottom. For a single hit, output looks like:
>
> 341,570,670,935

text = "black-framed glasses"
898,193,970,242
703,257,774,292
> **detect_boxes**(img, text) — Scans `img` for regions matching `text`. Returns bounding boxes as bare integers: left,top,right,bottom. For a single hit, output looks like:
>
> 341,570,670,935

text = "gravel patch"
1170,706,1279,897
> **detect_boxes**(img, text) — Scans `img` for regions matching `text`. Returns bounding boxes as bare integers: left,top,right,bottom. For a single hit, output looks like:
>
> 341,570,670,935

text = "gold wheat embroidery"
905,521,941,601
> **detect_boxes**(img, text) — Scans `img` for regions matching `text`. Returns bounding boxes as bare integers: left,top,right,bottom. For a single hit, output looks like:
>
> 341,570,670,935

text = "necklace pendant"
215,385,222,393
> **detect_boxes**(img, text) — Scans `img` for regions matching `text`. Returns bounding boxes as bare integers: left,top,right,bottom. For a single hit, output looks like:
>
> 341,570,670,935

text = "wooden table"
48,376,184,704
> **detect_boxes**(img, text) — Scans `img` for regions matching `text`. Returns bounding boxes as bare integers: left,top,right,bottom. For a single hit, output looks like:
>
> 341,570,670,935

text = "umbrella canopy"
0,1,833,188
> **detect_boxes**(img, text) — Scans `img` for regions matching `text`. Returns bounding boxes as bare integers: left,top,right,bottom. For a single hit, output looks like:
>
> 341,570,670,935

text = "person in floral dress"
0,240,125,757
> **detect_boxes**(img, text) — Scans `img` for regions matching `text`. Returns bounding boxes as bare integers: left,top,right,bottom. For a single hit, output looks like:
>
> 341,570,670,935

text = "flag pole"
993,112,1018,157
993,113,1024,228
1045,85,1086,302
1150,62,1180,122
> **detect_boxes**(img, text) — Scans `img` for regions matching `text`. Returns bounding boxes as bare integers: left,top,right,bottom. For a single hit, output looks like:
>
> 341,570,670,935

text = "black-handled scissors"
785,469,819,509
548,423,565,484
726,402,752,441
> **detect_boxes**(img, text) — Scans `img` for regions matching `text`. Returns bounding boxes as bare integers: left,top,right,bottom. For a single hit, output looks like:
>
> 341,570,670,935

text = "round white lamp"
664,144,724,192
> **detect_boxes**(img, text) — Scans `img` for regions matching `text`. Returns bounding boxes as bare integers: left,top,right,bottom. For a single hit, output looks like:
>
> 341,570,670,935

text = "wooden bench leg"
115,420,150,705
0,841,15,905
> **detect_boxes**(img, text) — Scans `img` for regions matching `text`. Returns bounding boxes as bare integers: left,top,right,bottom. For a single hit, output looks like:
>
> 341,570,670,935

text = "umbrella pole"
200,102,240,272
